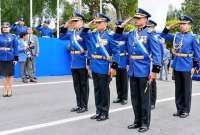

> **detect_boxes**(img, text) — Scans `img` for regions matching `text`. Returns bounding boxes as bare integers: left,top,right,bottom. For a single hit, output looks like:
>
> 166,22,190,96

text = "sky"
169,0,185,9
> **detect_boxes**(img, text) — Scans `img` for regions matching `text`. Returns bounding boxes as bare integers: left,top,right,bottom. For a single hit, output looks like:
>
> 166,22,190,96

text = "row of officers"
0,8,200,133
2,17,54,38
61,8,200,133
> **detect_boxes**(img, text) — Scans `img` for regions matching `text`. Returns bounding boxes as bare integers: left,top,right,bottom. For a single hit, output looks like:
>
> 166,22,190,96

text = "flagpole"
30,0,33,28
57,0,60,38
100,0,103,13
79,0,82,13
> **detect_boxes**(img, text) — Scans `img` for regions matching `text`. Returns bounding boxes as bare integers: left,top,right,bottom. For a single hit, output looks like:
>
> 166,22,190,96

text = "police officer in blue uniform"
147,19,164,110
112,20,129,105
86,14,120,121
126,9,162,132
11,18,28,36
161,16,200,118
64,13,89,113
0,22,18,97
36,20,53,38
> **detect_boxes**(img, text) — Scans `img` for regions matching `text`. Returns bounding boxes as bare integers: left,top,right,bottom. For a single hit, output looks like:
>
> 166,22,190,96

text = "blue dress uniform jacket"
18,39,28,62
65,29,87,69
0,33,18,61
127,27,162,77
151,31,164,59
11,25,28,35
36,26,53,38
161,28,200,71
111,32,128,69
86,30,120,75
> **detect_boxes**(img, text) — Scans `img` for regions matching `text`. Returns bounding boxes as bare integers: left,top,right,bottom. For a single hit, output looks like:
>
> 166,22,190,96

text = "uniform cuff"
14,56,19,61
152,65,161,73
87,59,90,66
162,27,170,34
60,27,68,33
82,27,90,33
115,27,124,34
111,62,118,69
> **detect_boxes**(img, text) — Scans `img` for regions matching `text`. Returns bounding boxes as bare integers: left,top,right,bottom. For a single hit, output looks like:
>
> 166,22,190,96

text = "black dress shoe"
96,114,109,121
2,94,8,97
173,112,181,117
121,100,128,105
76,107,88,113
151,105,155,110
179,113,189,118
113,98,121,103
138,125,149,133
90,114,101,119
30,78,37,83
128,123,140,129
70,107,80,112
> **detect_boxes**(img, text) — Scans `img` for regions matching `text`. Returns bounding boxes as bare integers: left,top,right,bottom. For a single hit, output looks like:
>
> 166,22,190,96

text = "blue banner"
14,38,71,77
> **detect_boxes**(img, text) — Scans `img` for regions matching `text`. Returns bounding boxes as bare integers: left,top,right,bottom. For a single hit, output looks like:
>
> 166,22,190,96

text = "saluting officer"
112,20,129,105
36,20,54,38
65,13,90,113
147,19,164,110
161,16,200,118
11,18,28,36
126,8,162,132
86,14,120,121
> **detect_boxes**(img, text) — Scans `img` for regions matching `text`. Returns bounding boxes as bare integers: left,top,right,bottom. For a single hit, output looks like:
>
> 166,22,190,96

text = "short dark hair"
19,32,28,38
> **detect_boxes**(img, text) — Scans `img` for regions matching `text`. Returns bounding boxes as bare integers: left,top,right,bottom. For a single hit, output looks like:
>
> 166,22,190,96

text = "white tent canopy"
138,0,170,31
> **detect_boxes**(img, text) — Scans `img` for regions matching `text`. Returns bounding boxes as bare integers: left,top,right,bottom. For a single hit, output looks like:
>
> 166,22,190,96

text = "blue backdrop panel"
14,38,71,77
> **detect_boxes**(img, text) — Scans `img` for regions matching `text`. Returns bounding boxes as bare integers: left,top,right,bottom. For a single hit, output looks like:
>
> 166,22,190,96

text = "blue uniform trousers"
72,68,89,109
174,70,192,114
92,72,111,116
116,68,128,101
130,77,151,127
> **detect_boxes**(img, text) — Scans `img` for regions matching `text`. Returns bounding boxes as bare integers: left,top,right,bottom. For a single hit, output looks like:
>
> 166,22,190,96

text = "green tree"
182,0,200,33
82,0,137,20
1,0,67,26
110,0,137,20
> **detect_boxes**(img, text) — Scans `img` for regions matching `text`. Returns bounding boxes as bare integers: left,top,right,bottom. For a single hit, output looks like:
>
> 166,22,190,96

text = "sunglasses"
2,27,9,28
95,21,104,24
72,20,79,22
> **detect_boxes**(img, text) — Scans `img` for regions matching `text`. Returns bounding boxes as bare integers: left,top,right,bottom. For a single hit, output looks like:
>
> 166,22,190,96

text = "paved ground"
0,75,200,135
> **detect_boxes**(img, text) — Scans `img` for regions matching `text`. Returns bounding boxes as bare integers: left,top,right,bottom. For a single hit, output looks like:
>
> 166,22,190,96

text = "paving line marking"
0,93,200,135
0,81,73,88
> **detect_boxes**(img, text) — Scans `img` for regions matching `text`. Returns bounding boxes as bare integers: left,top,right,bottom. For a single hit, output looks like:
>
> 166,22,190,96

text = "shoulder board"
92,29,97,32
11,34,17,38
147,29,152,33
108,31,115,36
